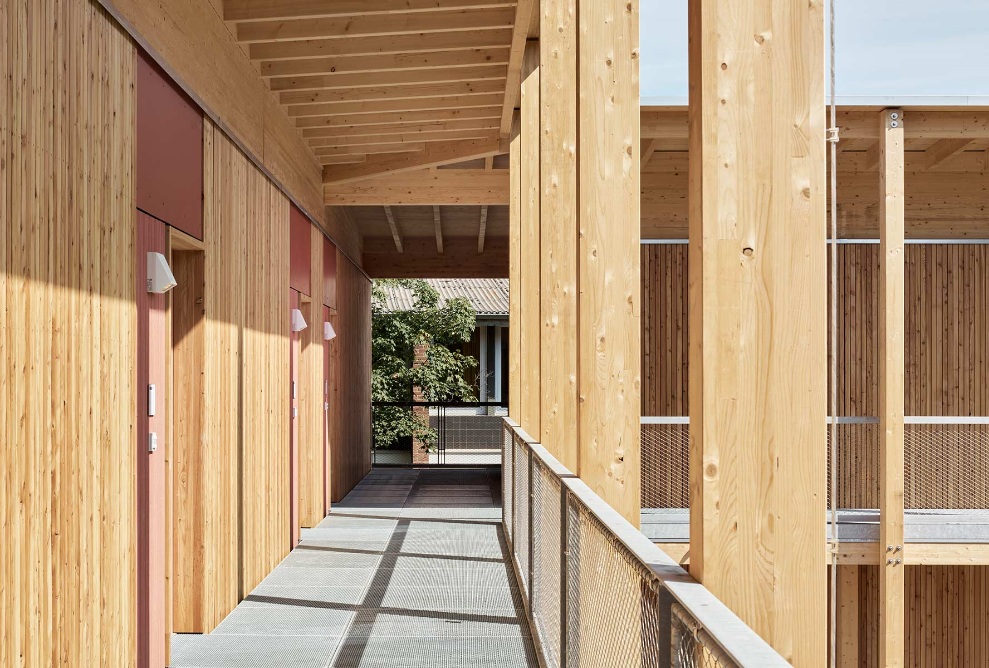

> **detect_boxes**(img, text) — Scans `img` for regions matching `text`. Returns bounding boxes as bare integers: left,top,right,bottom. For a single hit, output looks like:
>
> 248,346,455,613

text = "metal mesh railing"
372,401,507,465
503,421,514,543
904,419,989,509
503,418,790,668
641,419,690,509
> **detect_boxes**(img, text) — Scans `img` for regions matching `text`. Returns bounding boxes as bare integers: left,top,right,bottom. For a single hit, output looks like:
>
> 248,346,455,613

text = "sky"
640,0,989,100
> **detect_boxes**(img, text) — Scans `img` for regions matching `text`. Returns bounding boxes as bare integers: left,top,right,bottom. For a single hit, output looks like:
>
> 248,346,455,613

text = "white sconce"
323,321,336,340
147,252,177,294
291,308,308,332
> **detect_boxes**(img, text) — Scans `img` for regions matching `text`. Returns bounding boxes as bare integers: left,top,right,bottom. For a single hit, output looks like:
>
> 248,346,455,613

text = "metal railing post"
527,443,535,612
559,485,570,668
658,585,673,667
511,433,517,552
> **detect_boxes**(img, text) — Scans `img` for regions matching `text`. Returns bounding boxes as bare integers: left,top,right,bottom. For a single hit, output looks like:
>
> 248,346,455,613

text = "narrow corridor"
170,468,538,667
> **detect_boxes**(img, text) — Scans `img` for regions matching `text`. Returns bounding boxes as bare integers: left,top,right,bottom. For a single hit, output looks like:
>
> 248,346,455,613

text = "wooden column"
687,0,827,663
837,566,860,667
539,0,579,472
576,0,641,523
519,41,541,437
508,110,522,421
879,107,906,668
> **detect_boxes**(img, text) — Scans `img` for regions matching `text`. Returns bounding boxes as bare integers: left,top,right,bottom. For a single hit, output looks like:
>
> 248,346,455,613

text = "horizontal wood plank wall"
1,0,138,664
855,565,989,667
331,252,372,503
299,225,326,528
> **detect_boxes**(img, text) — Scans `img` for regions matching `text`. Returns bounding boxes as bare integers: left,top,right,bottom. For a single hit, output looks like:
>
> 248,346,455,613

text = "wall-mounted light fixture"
291,308,308,332
323,321,336,340
147,252,177,294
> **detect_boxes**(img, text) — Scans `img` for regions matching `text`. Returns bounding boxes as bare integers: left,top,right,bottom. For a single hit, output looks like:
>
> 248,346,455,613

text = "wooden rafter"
301,108,502,134
863,140,882,172
249,30,512,62
281,81,506,107
268,64,508,93
640,138,662,167
921,138,974,171
320,154,367,165
305,119,499,141
260,48,510,78
322,137,503,184
383,206,403,253
311,130,496,148
314,142,426,156
433,206,444,254
324,169,508,205
224,0,515,22
478,205,489,253
499,0,537,137
236,7,515,43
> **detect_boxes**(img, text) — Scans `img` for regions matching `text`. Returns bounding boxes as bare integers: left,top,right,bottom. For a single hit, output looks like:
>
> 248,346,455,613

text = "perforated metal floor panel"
170,468,537,668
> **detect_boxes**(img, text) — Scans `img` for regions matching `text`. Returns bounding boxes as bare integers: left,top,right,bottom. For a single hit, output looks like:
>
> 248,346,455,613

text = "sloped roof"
378,279,508,316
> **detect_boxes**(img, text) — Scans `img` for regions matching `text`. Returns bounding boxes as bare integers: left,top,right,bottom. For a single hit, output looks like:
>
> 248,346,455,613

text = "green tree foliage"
371,279,477,450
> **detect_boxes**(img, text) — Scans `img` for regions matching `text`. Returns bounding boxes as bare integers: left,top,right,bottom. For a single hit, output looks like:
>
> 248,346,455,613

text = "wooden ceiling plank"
498,0,537,136
260,48,510,78
269,64,508,92
478,204,489,253
433,205,444,253
310,131,498,149
281,80,506,107
225,0,515,22
301,108,503,134
236,7,515,43
288,94,501,121
921,138,975,171
324,169,509,205
306,120,500,142
315,142,427,156
250,29,513,61
323,137,504,184
383,205,404,253
319,154,368,165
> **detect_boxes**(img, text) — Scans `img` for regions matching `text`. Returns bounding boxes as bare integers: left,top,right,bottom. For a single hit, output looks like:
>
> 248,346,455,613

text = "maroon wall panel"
290,205,312,296
137,49,204,239
136,211,167,668
323,237,337,309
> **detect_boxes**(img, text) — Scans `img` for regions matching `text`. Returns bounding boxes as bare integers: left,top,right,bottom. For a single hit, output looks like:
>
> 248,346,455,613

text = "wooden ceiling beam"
236,7,515,43
312,130,496,149
281,81,506,107
323,137,504,184
301,108,502,135
225,0,515,22
320,154,367,165
260,48,510,78
921,138,975,171
306,120,500,142
324,169,509,205
269,64,508,93
314,142,426,156
640,138,662,167
433,206,444,253
383,206,404,253
478,204,489,253
249,29,513,61
291,98,504,122
499,0,537,137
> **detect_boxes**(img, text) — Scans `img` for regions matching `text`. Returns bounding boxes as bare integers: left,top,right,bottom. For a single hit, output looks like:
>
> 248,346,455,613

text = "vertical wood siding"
299,226,326,528
1,0,138,664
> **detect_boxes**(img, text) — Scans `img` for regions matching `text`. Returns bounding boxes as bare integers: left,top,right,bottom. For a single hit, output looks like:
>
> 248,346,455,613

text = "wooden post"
576,0,641,523
687,0,827,663
539,0,579,473
879,107,906,668
509,110,522,421
837,566,860,667
519,42,541,437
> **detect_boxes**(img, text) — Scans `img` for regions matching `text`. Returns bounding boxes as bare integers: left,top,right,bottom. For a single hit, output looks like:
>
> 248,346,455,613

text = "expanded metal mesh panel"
641,424,690,509
503,423,514,544
531,459,562,668
513,434,531,597
671,603,738,668
905,424,989,509
827,422,880,509
564,493,666,668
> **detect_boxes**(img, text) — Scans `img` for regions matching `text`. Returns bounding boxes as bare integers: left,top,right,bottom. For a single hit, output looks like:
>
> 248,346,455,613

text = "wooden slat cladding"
298,225,326,528
640,245,688,416
331,253,373,502
1,0,138,664
849,565,989,667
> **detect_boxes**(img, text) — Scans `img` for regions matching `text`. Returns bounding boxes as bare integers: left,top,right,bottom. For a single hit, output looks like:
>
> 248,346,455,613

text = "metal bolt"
890,112,899,120
895,558,902,565
886,559,895,565
886,545,894,552
895,545,903,552
890,120,899,128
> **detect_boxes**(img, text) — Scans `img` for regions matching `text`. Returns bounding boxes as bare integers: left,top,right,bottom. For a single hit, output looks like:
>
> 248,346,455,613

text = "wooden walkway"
170,468,538,668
